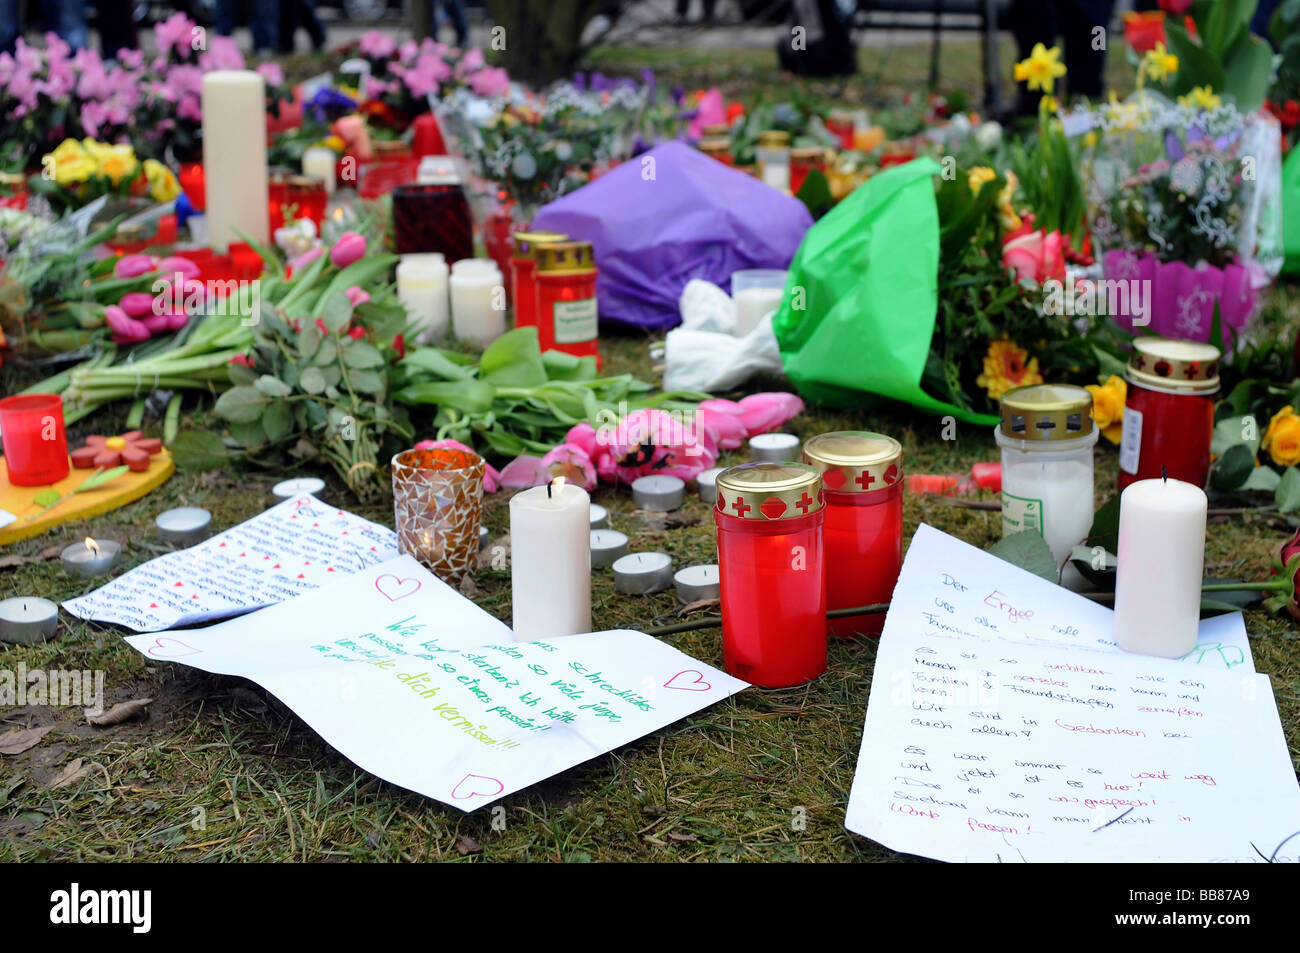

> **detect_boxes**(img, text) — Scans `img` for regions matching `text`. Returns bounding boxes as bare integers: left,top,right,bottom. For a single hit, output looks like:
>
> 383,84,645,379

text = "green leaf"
1069,543,1117,589
988,531,1058,582
300,366,327,395
1084,495,1121,554
480,327,548,387
393,379,497,414
1165,20,1227,96
1220,32,1273,112
794,167,834,219
75,465,129,492
33,489,61,507
262,401,294,443
1241,466,1282,493
215,386,269,423
347,369,385,394
230,418,267,449
318,290,353,333
255,375,293,398
401,348,474,381
541,350,598,382
313,336,339,366
1211,443,1255,491
227,360,257,387
169,430,232,472
342,340,384,369
1277,467,1300,513
1211,414,1260,456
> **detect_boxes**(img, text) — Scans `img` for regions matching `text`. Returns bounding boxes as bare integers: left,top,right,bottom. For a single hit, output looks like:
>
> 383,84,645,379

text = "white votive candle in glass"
731,269,787,336
590,529,629,569
302,146,336,197
612,552,674,594
0,597,59,644
1113,477,1207,658
631,475,685,511
509,477,591,639
450,267,506,348
397,254,449,344
749,432,800,463
201,70,270,253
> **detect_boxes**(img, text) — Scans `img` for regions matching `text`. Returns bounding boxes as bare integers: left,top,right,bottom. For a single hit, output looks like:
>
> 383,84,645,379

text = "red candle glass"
790,147,827,196
286,175,327,227
391,182,473,261
714,462,827,688
1117,338,1220,492
411,114,447,159
511,230,568,332
0,394,70,486
534,240,599,364
803,432,903,637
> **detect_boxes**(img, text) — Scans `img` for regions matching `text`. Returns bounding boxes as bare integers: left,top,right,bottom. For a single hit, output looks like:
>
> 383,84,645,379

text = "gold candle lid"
715,462,823,521
803,431,902,493
697,137,732,156
535,240,595,274
1126,337,1220,393
701,123,731,137
374,140,408,155
512,230,568,257
757,130,791,147
998,384,1095,442
791,146,827,162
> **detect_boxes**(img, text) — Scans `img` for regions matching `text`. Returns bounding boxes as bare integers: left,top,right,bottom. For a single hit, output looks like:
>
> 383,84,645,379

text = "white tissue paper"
664,279,785,392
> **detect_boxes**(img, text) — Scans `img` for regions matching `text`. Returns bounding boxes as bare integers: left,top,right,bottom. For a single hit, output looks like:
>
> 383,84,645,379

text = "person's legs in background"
96,0,138,57
249,0,281,53
1058,0,1114,99
1006,0,1058,115
0,0,21,54
215,0,237,36
439,0,467,46
299,0,325,50
40,0,88,49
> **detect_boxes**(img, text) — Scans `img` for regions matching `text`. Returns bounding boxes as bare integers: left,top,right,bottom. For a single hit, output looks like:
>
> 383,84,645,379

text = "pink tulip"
114,253,156,279
344,285,371,307
498,455,547,489
166,312,189,331
695,399,748,449
141,313,171,333
539,444,598,490
156,256,201,281
119,292,155,318
330,232,366,269
412,438,500,493
736,392,804,435
104,304,150,344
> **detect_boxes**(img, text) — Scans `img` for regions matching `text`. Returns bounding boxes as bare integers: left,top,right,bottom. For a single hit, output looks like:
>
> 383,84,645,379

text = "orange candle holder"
391,447,486,581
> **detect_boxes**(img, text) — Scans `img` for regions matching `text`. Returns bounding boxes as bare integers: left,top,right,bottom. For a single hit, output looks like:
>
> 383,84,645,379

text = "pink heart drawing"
664,670,711,692
375,574,421,602
147,637,201,659
451,773,505,800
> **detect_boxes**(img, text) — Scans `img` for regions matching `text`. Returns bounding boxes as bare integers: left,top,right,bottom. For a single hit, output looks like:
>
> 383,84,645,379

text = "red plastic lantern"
510,230,568,333
534,240,599,364
803,432,903,638
1118,338,1219,492
0,394,69,486
714,463,827,688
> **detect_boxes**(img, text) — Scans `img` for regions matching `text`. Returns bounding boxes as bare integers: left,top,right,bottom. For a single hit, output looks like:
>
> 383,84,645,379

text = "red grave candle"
1117,338,1220,492
803,432,903,637
534,240,600,365
510,230,568,333
0,393,70,486
714,462,827,688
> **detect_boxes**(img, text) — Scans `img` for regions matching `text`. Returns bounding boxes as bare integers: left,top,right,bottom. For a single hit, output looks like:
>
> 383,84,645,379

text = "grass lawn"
1,41,1296,862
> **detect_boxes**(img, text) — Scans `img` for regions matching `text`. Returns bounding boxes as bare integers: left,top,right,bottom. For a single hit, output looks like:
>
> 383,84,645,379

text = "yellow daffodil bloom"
1141,42,1178,84
1179,86,1221,110
143,158,181,202
1014,43,1067,96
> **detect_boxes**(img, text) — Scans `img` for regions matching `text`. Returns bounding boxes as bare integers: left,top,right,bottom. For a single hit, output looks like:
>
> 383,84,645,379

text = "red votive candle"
510,230,568,332
1118,338,1219,492
803,431,903,638
534,240,599,365
714,462,827,688
0,393,70,486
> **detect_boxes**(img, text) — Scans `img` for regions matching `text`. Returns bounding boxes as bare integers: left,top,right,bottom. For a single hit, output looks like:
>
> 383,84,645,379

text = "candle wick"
547,481,553,499
1162,465,1168,483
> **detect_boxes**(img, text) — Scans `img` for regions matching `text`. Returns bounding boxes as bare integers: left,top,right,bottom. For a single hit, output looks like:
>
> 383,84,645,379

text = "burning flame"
85,537,99,556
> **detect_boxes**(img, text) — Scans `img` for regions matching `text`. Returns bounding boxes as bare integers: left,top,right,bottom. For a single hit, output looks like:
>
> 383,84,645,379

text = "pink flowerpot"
1103,249,1266,342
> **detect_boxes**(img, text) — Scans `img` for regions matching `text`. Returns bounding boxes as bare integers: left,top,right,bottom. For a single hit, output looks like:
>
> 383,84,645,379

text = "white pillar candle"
1113,477,1207,658
397,254,449,344
301,146,336,197
201,71,270,253
450,267,506,348
509,477,591,640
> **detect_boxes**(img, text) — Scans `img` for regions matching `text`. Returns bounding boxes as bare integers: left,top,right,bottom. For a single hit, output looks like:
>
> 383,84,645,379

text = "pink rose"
1002,228,1067,286
331,114,372,161
330,232,366,269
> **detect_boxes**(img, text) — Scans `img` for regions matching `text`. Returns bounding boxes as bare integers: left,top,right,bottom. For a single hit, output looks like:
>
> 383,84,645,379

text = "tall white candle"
200,71,270,253
302,146,336,197
1113,477,1207,658
510,477,591,640
397,254,449,344
450,267,506,348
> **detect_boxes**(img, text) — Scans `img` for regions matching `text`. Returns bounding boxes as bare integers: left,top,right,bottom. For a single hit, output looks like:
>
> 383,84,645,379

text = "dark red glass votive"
391,182,473,261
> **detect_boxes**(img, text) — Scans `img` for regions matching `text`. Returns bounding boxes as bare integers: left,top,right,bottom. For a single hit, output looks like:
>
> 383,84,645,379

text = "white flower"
974,121,1002,151
554,141,573,161
511,151,537,180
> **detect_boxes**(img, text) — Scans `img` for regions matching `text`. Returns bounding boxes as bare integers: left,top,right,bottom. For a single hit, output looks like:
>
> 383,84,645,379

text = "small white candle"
450,267,506,348
733,287,784,336
697,467,723,504
0,597,58,644
589,504,609,529
631,475,685,511
61,537,122,577
156,507,212,547
1113,477,1207,658
749,433,800,463
509,477,591,639
201,71,270,253
612,552,673,594
272,477,325,500
479,525,490,551
398,254,449,344
302,146,336,197
590,529,629,569
674,564,720,604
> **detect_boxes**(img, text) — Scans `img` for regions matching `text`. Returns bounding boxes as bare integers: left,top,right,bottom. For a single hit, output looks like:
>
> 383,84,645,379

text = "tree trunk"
485,0,611,88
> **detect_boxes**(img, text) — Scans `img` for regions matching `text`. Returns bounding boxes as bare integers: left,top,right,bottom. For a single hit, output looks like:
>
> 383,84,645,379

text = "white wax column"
1113,478,1207,658
201,71,270,253
510,479,591,640
450,268,505,347
302,146,336,197
397,255,449,343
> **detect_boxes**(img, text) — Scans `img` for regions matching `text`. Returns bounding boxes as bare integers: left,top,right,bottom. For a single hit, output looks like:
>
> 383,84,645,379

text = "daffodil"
1014,43,1067,96
45,139,94,186
143,159,181,202
968,166,996,194
1140,42,1178,84
1179,85,1221,110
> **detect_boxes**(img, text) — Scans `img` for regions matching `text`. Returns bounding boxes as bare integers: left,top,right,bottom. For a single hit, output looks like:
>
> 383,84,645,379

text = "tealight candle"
1113,477,1207,658
612,552,674,594
674,564,720,604
272,477,326,500
749,432,800,463
590,529,629,569
631,475,685,511
61,537,122,577
590,503,609,529
479,525,490,551
510,477,591,639
697,467,723,504
0,597,58,644
156,507,212,547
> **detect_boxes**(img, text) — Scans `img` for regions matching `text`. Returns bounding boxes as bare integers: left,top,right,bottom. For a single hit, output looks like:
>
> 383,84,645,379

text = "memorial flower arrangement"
29,138,181,213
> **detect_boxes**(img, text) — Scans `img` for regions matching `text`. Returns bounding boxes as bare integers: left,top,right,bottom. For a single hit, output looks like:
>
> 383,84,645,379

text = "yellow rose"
44,139,91,185
1262,406,1300,467
1086,375,1127,445
85,141,138,186
143,159,181,202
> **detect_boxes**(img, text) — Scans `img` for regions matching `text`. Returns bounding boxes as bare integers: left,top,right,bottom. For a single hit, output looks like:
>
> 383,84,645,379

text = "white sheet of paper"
845,524,1300,863
63,495,397,632
124,555,748,810
0,509,15,530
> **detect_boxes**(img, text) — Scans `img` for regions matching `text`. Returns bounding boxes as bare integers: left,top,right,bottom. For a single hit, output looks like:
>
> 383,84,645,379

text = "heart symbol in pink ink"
664,670,711,692
375,574,421,602
147,637,201,659
451,774,504,800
